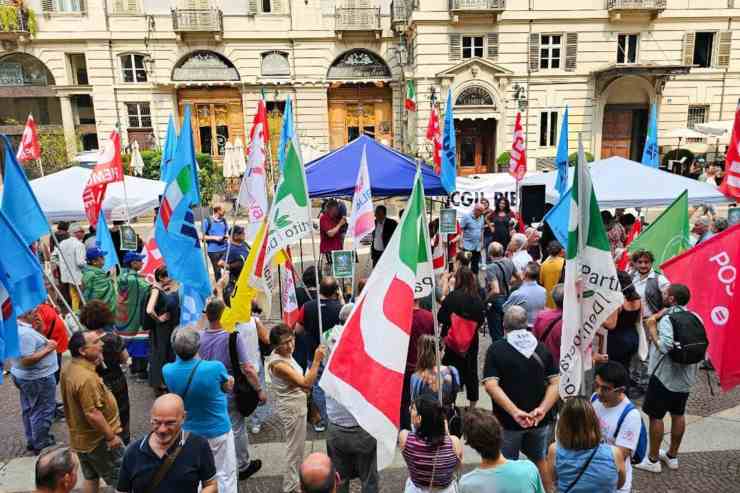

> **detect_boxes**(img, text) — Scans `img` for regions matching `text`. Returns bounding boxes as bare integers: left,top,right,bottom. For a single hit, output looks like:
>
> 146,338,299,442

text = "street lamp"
512,82,528,111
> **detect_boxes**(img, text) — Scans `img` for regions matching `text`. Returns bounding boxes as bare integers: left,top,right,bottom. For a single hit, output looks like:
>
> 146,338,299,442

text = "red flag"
16,114,41,162
617,219,642,270
661,225,740,392
719,103,740,201
426,105,442,175
82,131,124,224
139,236,164,283
509,112,527,181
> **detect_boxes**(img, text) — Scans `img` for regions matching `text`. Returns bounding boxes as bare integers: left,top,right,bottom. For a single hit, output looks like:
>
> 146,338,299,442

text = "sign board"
331,250,354,279
729,207,740,226
439,208,457,234
448,173,519,216
119,225,138,251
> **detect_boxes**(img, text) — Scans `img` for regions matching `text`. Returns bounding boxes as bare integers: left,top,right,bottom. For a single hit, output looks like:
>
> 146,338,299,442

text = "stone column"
58,96,77,160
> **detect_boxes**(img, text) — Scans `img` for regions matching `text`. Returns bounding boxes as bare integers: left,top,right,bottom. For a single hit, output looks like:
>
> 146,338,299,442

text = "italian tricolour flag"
405,80,416,111
321,169,428,470
559,136,624,398
159,165,192,229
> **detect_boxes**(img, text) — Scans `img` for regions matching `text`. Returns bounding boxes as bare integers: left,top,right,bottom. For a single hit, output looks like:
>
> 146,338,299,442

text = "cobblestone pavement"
2,334,739,492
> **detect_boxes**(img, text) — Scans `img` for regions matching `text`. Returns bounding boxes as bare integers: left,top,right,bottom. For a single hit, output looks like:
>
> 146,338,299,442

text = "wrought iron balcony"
171,9,223,34
0,6,33,41
335,7,381,33
391,0,409,25
607,0,666,11
450,0,505,13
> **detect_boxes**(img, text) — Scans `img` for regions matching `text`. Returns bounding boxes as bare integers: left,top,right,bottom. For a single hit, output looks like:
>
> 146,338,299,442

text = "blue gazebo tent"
305,135,447,197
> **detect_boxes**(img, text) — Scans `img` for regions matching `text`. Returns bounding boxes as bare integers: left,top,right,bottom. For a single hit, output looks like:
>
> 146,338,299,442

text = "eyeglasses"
593,382,624,394
150,419,180,429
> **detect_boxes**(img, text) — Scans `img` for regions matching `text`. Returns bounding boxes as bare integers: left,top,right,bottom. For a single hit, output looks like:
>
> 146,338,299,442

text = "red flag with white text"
426,105,442,175
16,114,41,162
661,225,740,392
509,112,527,181
719,104,740,201
83,131,124,224
280,252,300,326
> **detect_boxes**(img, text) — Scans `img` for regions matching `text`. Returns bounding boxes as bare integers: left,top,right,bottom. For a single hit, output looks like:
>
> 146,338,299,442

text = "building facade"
0,0,737,174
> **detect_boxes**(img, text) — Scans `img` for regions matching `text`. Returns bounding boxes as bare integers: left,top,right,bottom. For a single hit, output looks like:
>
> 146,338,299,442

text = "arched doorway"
173,50,244,159
453,84,498,175
600,76,652,161
326,49,393,149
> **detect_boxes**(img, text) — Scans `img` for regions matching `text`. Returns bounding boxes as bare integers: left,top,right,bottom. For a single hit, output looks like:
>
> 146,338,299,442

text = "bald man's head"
150,394,185,449
299,452,336,493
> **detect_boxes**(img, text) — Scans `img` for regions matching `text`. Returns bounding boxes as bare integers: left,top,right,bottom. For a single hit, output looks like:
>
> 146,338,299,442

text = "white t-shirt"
235,319,261,372
592,396,642,493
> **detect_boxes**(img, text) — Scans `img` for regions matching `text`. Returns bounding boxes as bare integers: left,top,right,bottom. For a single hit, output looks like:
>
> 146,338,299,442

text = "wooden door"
375,101,393,145
456,121,486,175
601,109,633,159
329,102,347,150
178,88,245,160
327,84,393,149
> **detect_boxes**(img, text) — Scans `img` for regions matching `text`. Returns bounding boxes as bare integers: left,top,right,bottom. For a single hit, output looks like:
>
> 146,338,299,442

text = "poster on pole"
728,207,740,226
119,225,138,251
331,250,354,279
439,208,457,234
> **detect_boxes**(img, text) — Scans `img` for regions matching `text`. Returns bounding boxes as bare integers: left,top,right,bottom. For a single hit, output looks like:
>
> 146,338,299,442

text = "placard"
119,225,138,251
728,207,740,226
439,208,457,234
331,250,354,279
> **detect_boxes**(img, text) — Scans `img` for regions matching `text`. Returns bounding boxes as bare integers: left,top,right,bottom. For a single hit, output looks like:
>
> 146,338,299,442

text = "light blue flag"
641,103,659,168
168,105,201,206
555,106,569,198
0,207,48,362
95,211,120,273
278,97,294,171
543,188,571,250
441,90,457,193
180,285,207,327
160,115,178,182
0,135,48,245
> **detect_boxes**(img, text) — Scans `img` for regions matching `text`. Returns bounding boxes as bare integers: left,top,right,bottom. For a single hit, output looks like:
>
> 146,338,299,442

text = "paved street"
1,334,739,492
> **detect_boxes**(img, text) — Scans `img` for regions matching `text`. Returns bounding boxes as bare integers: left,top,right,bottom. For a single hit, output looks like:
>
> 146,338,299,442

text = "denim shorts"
501,424,551,462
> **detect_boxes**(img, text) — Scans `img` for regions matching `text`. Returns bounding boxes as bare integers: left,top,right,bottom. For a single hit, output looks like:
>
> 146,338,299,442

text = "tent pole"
43,268,84,330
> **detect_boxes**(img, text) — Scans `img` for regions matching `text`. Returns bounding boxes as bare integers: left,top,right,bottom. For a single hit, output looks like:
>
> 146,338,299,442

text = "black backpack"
666,311,708,365
228,332,259,417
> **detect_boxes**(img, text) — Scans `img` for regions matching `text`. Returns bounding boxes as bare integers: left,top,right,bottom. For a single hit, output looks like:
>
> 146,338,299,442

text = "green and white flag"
559,136,624,398
414,201,434,298
264,139,312,262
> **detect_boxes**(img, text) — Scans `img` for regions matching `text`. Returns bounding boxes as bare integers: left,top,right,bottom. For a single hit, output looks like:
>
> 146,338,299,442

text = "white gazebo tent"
29,166,165,222
521,156,732,208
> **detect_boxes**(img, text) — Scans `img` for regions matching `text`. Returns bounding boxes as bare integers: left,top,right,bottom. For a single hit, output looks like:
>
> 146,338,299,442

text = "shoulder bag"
563,445,600,493
143,432,189,493
539,315,563,345
229,331,260,417
179,360,202,401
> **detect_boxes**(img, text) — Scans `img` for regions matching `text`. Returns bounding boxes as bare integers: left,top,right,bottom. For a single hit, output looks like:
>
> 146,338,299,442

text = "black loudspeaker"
520,185,546,225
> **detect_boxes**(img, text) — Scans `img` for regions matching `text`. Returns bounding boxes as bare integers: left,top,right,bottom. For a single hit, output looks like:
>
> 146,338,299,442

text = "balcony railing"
450,0,505,12
0,6,33,37
335,7,381,31
171,9,223,33
391,0,409,24
607,0,666,10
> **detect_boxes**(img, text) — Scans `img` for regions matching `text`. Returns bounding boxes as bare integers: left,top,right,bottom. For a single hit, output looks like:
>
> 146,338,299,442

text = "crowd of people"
10,195,719,493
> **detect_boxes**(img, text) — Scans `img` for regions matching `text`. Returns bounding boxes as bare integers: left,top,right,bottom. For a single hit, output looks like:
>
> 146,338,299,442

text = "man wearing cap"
82,247,117,313
117,252,152,380
52,223,87,312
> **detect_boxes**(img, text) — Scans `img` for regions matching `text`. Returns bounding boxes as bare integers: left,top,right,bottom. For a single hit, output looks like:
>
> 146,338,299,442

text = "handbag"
228,332,260,417
444,314,477,356
143,432,189,493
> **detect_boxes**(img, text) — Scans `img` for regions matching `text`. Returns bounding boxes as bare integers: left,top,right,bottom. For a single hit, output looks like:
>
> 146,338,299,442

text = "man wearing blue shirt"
203,205,229,281
11,311,59,454
460,203,485,274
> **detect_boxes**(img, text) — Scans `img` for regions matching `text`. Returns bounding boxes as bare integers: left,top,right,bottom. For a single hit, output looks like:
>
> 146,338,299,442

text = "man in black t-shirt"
482,305,559,492
295,276,343,433
118,394,216,493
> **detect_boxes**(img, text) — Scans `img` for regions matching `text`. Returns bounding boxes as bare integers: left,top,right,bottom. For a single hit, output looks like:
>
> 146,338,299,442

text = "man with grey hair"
507,233,533,275
503,262,546,328
51,222,86,312
532,283,564,362
482,305,559,491
691,216,714,244
162,330,240,493
35,446,79,493
485,241,520,341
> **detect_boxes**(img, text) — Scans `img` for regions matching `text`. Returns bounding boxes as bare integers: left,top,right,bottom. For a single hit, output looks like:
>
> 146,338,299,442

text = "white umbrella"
222,141,239,178
130,141,145,176
233,137,247,176
666,127,706,140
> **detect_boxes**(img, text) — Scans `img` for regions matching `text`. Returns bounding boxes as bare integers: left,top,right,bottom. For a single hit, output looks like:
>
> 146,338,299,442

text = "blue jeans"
501,424,551,462
13,375,56,452
249,362,272,428
308,360,327,426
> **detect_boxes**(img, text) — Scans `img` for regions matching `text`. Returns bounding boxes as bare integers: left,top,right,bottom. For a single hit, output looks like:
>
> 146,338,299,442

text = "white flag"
239,99,269,242
348,144,374,244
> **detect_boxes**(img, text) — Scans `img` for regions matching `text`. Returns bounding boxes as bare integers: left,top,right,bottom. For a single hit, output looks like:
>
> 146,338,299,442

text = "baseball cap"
122,251,145,265
86,247,107,261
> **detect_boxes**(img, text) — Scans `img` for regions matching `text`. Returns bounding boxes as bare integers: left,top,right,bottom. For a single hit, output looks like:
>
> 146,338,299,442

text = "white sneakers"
635,449,679,473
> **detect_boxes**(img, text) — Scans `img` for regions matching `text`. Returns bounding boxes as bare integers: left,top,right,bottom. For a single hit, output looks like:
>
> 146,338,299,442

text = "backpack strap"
539,315,563,345
590,393,598,404
614,402,637,441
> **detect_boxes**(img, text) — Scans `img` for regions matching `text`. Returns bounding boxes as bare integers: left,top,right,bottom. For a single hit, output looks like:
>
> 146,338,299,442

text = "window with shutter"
487,33,498,60
528,33,540,72
113,0,138,13
248,0,258,14
449,34,461,61
42,0,54,11
682,32,696,66
715,31,731,68
565,32,577,72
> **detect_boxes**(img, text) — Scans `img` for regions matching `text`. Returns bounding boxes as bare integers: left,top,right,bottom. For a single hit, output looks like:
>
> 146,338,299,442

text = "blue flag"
168,105,201,206
180,285,207,328
278,97,294,171
160,114,178,182
555,106,569,198
0,207,48,361
441,90,457,193
544,188,571,250
95,211,120,273
1,135,48,246
641,103,659,168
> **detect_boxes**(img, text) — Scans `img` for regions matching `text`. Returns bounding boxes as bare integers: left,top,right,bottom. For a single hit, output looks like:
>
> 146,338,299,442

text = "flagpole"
42,268,84,329
308,230,324,341
36,158,44,177
48,226,87,307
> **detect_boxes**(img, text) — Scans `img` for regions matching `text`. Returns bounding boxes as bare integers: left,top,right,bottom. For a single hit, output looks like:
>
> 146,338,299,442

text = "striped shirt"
402,433,459,489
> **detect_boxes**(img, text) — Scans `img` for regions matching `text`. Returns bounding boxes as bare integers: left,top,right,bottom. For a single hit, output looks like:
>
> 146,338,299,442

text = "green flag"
627,190,690,271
